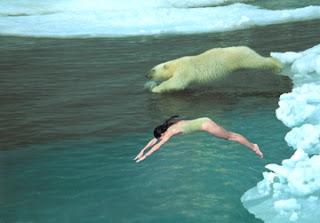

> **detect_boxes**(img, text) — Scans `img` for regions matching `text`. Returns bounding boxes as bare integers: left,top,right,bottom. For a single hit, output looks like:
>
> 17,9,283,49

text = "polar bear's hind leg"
236,47,283,73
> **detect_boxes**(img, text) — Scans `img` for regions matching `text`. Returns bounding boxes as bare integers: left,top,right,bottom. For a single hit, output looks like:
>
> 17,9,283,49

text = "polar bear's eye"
163,64,169,69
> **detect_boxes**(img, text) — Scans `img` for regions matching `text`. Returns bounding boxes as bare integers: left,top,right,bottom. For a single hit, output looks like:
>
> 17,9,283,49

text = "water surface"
1,16,320,223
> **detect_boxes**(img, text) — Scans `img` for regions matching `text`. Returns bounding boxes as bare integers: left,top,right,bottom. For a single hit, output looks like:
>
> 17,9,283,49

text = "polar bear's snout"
146,69,156,79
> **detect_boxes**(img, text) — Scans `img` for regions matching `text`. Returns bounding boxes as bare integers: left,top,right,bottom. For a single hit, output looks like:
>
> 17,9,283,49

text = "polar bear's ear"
163,64,169,69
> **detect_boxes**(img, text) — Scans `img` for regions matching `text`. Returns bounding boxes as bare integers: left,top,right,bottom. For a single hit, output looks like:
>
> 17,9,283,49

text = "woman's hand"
135,155,147,163
133,151,144,161
134,138,158,162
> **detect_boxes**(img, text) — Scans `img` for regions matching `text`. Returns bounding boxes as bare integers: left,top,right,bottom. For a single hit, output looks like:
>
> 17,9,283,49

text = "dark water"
253,0,320,9
1,19,320,223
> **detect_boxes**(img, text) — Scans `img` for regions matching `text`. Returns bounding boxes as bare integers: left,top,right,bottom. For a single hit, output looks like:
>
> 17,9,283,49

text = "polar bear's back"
200,46,264,69
186,46,280,84
186,46,255,83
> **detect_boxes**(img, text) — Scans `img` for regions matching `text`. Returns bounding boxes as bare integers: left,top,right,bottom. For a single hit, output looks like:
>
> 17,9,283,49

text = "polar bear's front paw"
151,86,162,93
144,81,158,91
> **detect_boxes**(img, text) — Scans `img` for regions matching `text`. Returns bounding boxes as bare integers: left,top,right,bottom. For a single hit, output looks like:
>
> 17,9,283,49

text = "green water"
1,19,320,223
1,96,291,223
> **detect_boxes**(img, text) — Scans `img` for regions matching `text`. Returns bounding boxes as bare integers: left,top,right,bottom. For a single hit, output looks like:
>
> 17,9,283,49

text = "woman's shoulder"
167,121,184,133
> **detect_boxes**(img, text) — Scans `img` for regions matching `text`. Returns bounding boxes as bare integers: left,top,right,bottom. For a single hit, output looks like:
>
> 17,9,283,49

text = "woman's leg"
202,119,263,158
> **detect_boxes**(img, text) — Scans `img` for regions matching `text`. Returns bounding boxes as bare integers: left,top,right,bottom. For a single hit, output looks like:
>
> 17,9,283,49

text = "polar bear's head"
146,61,177,81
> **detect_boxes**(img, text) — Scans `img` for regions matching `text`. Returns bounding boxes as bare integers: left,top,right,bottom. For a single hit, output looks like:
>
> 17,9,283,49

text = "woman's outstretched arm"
134,138,158,161
136,134,172,163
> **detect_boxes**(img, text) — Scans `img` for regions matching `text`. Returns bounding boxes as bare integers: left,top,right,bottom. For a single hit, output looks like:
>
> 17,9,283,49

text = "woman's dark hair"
153,115,179,139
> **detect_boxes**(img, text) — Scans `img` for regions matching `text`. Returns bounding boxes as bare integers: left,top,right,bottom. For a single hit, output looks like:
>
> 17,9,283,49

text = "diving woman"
134,115,263,162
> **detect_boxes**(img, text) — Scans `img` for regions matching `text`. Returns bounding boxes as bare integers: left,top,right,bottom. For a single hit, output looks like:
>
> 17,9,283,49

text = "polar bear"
145,46,283,93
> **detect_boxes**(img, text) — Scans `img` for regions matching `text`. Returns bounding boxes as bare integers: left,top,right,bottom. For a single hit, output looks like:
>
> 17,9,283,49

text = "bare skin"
134,118,263,163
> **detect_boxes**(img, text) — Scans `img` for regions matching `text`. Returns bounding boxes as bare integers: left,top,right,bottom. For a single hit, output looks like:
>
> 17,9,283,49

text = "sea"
1,1,320,222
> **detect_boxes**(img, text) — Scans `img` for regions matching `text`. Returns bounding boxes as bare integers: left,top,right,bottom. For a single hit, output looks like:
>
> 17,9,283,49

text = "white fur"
147,46,282,93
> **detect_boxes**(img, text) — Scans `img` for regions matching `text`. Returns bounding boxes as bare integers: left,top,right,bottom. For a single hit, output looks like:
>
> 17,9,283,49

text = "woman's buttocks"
179,117,210,134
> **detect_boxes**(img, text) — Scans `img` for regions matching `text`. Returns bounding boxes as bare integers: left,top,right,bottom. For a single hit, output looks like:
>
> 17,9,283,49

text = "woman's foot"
253,144,263,159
